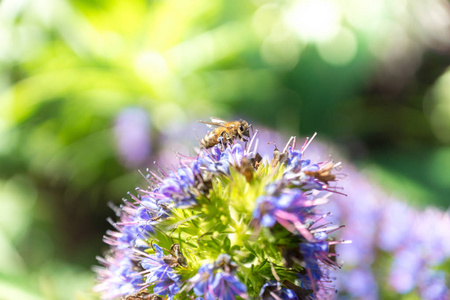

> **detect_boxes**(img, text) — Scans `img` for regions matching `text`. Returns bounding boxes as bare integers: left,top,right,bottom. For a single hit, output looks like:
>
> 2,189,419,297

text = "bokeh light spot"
429,147,450,187
134,51,170,82
426,68,450,143
153,102,186,132
260,23,302,69
167,23,247,73
317,27,357,66
344,0,385,31
252,3,280,38
0,177,37,239
284,0,341,42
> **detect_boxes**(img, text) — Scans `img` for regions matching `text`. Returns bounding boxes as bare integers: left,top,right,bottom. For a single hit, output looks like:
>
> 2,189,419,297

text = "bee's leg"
219,131,230,149
217,134,225,150
225,132,234,147
240,133,248,150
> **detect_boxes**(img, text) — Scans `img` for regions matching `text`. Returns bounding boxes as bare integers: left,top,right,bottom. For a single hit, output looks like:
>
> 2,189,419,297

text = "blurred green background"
0,0,449,299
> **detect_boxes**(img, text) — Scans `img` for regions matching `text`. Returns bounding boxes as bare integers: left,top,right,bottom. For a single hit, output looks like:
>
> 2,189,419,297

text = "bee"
304,162,335,184
252,153,262,170
235,157,254,182
162,243,188,268
199,118,250,148
191,171,213,197
270,147,287,168
122,292,162,300
235,153,261,182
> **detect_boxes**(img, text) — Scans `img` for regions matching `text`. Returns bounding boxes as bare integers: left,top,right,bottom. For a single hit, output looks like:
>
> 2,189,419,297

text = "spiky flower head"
94,123,348,300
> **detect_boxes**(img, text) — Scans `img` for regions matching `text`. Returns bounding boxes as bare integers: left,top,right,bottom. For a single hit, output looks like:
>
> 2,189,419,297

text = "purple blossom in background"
114,107,151,167
389,247,423,293
333,267,378,300
377,201,413,252
419,270,449,300
308,142,450,299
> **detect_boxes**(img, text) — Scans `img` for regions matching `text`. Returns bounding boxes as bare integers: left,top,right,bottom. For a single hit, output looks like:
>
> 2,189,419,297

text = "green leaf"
223,236,231,253
243,240,257,256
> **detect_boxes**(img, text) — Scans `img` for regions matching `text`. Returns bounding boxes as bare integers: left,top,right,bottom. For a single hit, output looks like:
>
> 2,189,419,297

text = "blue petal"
194,281,206,296
261,214,276,227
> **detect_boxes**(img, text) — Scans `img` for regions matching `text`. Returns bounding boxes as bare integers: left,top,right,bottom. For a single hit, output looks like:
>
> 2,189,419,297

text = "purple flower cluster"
95,127,347,300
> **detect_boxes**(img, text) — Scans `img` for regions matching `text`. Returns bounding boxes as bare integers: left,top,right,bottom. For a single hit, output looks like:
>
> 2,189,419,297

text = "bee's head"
238,120,250,138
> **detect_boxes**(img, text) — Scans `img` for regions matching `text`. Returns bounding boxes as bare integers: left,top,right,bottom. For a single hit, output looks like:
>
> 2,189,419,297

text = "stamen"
282,136,296,153
301,132,317,153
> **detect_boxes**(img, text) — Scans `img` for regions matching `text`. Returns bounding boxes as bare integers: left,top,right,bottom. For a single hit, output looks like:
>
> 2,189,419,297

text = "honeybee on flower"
198,118,251,149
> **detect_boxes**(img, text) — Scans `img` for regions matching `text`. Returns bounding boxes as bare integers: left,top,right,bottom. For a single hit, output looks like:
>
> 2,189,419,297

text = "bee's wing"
209,117,228,124
198,117,228,129
198,121,222,129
